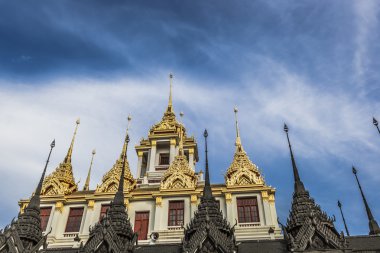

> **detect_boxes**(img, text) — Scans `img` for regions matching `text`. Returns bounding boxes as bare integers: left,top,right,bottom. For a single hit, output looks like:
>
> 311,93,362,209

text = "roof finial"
167,73,174,113
203,129,213,198
352,166,380,235
83,149,96,191
234,107,244,151
114,116,131,205
28,140,55,210
337,200,350,236
284,123,306,193
64,118,80,163
179,112,184,155
373,117,380,135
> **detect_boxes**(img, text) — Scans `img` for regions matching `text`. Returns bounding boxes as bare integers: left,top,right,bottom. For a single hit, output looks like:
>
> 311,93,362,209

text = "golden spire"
96,115,136,193
64,118,80,163
120,115,132,160
167,73,174,113
83,149,96,191
179,111,184,155
234,107,244,152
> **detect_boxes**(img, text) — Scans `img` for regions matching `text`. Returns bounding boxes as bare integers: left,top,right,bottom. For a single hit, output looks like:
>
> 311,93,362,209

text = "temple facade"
17,76,281,250
1,76,380,253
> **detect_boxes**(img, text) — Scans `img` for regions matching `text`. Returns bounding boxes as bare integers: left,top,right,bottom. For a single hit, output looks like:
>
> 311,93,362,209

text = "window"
134,211,150,240
237,197,260,223
40,207,52,231
159,153,170,165
99,204,110,221
65,207,84,233
168,200,184,226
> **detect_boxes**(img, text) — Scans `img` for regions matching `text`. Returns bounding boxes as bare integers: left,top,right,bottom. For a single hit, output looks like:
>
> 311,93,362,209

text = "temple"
1,75,380,253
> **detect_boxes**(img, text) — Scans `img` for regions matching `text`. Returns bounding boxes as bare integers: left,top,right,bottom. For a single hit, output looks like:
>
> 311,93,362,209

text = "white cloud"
0,62,379,234
353,0,380,92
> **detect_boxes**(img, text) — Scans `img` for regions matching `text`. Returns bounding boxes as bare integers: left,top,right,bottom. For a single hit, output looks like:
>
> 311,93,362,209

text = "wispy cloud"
0,60,379,234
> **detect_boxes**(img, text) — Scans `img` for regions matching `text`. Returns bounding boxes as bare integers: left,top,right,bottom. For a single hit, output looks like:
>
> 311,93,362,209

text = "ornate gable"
96,159,136,193
225,144,264,187
41,120,79,196
160,154,197,190
41,162,77,195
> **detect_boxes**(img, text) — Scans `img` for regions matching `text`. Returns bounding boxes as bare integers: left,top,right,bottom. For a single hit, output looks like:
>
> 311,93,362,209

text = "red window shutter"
237,197,260,223
134,212,150,240
168,200,184,226
40,207,52,231
65,207,84,233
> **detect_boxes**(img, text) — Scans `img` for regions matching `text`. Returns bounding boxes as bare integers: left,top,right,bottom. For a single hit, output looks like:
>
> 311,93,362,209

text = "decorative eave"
96,158,136,193
225,146,265,187
41,162,78,195
160,154,198,190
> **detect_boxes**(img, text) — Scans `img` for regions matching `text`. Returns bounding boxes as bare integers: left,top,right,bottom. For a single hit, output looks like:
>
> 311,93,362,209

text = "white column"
188,148,194,170
190,195,198,219
225,193,234,225
169,139,176,163
148,140,157,172
153,197,163,231
261,191,272,226
137,151,143,178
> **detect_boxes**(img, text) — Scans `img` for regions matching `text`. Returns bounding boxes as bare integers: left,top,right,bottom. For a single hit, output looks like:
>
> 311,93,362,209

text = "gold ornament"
160,155,197,190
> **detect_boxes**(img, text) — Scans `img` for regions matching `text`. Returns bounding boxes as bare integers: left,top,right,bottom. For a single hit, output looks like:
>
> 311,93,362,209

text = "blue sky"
0,0,379,236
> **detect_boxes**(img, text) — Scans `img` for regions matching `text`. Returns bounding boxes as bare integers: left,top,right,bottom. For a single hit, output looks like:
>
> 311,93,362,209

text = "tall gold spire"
234,107,244,152
64,118,80,163
96,115,136,193
167,73,174,113
179,111,184,155
225,107,265,186
83,149,96,191
41,119,79,195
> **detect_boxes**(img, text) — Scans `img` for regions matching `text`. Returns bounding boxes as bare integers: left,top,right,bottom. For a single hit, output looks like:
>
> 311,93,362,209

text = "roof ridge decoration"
160,112,197,190
283,124,346,251
83,149,96,191
149,73,186,136
182,129,237,253
96,116,136,193
83,126,137,253
225,108,265,187
0,140,55,253
41,119,80,196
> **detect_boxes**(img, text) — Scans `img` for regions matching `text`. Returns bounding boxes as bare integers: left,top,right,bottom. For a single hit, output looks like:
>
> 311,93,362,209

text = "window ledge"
238,222,261,227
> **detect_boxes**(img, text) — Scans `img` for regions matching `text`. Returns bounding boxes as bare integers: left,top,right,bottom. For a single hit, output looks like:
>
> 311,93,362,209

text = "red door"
134,211,149,240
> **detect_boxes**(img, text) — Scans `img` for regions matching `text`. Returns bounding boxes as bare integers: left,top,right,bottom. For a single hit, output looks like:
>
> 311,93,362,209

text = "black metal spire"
27,139,55,210
352,166,380,235
373,117,380,135
203,129,213,199
113,134,129,205
284,124,305,193
337,200,350,236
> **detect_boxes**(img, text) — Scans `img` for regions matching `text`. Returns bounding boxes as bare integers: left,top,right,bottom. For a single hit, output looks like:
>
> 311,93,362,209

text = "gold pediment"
225,146,265,187
41,162,78,195
96,159,136,193
160,155,197,190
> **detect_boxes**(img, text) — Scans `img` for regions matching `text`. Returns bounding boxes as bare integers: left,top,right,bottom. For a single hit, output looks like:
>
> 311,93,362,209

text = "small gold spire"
83,149,96,191
64,118,80,163
179,112,184,155
167,73,174,112
120,115,132,160
234,107,243,150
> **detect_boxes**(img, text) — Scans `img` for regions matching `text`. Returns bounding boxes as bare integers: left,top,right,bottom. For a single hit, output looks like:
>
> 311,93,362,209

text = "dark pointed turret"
374,117,380,135
203,129,213,199
337,200,350,236
283,124,345,251
14,140,55,250
352,166,380,235
182,129,236,253
284,124,305,193
84,118,137,253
